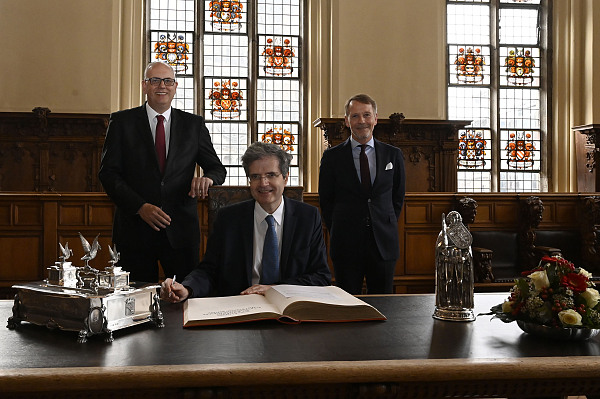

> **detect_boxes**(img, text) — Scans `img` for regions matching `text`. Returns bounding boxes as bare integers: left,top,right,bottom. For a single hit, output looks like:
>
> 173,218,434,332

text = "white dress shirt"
145,103,172,156
251,200,285,285
351,136,376,185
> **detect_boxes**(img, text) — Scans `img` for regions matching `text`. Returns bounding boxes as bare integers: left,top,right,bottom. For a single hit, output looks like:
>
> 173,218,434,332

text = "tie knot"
265,214,275,227
360,144,367,153
157,115,165,123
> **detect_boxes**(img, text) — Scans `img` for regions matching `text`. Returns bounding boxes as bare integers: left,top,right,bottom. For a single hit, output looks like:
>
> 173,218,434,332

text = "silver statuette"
433,211,475,322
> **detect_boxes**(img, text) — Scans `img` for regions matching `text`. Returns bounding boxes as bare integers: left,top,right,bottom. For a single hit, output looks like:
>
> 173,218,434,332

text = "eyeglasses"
145,77,176,86
248,172,282,182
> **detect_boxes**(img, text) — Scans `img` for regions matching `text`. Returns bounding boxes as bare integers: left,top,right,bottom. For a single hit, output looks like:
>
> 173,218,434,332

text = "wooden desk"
2,293,600,398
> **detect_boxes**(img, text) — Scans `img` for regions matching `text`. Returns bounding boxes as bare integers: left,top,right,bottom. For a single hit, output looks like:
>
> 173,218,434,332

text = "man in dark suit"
99,62,226,283
161,142,331,301
319,94,405,294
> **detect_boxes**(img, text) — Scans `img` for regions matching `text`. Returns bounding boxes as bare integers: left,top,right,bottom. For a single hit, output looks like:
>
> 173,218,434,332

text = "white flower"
528,270,550,291
558,309,583,326
579,268,593,279
581,288,600,309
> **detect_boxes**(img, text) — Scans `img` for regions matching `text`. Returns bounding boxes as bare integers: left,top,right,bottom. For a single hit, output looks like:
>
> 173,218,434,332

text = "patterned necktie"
360,144,372,193
261,215,279,284
155,115,166,174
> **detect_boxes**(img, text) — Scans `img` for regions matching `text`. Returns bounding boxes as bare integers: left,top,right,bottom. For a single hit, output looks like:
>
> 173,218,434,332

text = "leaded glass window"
148,0,302,185
448,0,548,192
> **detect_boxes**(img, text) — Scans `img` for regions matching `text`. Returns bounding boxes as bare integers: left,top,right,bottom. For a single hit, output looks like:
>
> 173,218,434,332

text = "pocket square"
385,162,393,170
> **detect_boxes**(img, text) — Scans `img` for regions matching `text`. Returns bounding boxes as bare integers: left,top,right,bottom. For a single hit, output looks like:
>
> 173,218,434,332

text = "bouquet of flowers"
491,256,600,329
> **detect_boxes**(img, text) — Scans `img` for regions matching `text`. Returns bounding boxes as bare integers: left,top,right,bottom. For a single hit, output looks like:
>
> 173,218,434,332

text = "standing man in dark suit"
319,94,405,294
99,62,226,283
161,142,331,301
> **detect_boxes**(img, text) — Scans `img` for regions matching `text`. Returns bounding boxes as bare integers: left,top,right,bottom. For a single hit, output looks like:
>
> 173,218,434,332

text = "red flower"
560,273,588,293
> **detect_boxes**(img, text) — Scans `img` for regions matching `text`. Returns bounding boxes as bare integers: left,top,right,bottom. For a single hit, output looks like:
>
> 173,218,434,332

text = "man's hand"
160,278,190,303
189,176,214,199
138,203,171,231
241,284,273,296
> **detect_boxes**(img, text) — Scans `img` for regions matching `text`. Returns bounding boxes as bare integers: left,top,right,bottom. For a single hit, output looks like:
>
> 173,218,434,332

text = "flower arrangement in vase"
490,256,600,339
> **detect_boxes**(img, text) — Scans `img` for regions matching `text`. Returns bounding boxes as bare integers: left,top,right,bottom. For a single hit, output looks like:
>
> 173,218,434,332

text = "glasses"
248,172,282,182
145,77,176,86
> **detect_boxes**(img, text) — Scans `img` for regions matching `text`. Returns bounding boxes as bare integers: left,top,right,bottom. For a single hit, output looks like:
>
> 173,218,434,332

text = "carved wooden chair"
581,196,600,274
207,186,304,234
518,196,563,270
455,196,570,283
454,196,496,283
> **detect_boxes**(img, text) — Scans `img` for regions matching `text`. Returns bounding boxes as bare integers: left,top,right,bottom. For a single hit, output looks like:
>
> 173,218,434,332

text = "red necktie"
155,115,166,174
360,144,372,193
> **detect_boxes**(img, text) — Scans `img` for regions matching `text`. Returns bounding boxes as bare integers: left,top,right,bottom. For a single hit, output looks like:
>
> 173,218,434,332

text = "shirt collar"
350,136,374,151
254,198,285,226
146,103,172,122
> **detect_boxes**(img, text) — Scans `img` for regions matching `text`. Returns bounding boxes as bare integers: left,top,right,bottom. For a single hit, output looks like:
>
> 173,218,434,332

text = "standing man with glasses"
319,94,406,294
161,142,331,301
100,61,226,283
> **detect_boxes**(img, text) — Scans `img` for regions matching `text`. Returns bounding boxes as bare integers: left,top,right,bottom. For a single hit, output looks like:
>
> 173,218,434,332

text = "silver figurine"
433,211,475,322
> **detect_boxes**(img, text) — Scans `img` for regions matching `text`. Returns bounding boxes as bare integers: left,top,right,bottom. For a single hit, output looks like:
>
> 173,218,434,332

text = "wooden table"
2,293,600,398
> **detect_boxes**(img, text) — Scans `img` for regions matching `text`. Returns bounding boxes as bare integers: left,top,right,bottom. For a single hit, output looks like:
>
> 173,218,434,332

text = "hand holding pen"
160,274,189,303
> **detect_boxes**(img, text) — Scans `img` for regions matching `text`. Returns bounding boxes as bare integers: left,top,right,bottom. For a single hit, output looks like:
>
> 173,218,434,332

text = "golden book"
183,285,386,327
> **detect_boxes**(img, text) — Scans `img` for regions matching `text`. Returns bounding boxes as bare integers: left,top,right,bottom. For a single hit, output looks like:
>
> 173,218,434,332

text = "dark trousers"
332,225,396,295
117,229,198,284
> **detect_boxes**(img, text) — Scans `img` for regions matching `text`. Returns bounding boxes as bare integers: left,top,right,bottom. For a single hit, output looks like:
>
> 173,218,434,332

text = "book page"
265,285,386,322
184,293,281,326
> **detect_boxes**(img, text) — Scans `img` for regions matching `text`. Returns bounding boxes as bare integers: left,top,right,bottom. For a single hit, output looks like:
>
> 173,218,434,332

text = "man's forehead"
348,102,374,114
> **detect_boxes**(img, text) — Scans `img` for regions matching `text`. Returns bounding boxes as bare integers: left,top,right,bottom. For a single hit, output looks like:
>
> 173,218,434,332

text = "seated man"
161,142,332,302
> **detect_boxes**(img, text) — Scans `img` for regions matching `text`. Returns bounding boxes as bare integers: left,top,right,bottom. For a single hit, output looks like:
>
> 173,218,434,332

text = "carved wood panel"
0,108,108,192
0,192,592,297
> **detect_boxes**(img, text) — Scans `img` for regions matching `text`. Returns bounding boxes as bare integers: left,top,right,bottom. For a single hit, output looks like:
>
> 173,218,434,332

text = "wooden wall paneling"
0,109,109,193
0,192,593,296
0,195,45,288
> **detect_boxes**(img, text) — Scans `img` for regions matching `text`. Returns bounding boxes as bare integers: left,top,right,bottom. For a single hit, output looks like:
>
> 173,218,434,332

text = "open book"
183,285,386,327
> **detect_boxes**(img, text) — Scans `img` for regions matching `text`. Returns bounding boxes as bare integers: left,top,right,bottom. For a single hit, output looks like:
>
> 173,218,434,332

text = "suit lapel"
342,139,362,189
164,108,181,177
373,139,385,188
280,197,295,277
137,104,162,175
243,200,255,286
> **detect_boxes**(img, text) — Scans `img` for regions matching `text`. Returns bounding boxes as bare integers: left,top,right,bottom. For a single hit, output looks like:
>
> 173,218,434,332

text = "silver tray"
7,281,164,343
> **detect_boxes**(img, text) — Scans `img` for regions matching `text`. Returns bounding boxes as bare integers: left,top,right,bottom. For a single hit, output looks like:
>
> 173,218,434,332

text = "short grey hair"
344,94,378,116
144,61,175,78
241,142,293,177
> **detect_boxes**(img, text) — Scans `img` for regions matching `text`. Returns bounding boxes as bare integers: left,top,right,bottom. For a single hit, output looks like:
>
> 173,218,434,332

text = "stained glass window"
448,0,548,192
148,0,302,185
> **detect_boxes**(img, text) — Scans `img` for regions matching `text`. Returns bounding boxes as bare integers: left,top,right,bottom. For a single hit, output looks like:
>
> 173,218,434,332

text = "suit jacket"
99,105,226,249
181,197,332,297
318,138,406,261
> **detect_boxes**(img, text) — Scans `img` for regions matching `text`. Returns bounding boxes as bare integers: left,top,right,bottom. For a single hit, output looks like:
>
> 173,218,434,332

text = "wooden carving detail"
581,196,600,274
0,108,109,192
314,116,469,192
454,196,495,283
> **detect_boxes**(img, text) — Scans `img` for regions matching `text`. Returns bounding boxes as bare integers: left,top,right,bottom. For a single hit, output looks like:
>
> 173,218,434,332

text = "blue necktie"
261,215,279,284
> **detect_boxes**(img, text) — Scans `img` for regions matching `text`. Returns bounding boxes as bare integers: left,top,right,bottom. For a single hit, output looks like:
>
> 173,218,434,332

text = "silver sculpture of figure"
433,211,475,322
58,242,73,264
108,244,120,267
79,232,101,273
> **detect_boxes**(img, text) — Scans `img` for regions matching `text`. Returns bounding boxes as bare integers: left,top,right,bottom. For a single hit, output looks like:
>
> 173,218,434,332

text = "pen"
169,275,176,297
